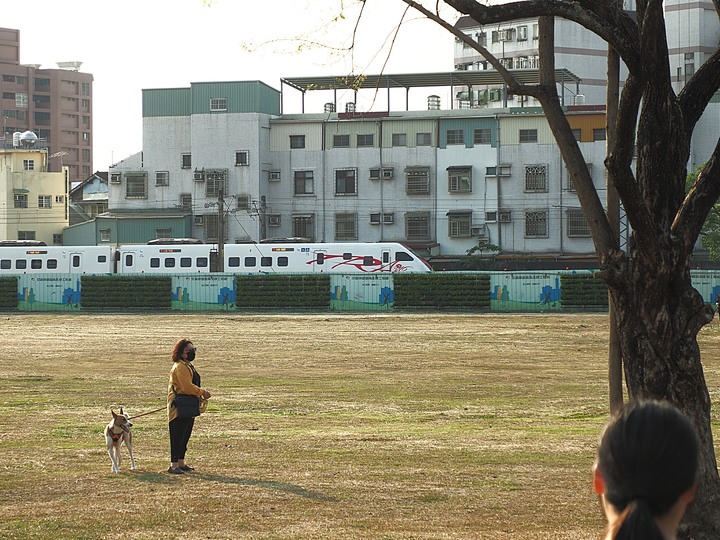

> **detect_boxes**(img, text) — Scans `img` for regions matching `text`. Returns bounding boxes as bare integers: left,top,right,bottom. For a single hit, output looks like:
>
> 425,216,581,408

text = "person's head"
594,400,699,540
172,338,196,363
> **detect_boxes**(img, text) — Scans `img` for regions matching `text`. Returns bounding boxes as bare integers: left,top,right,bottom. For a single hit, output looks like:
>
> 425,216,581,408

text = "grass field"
1,313,719,540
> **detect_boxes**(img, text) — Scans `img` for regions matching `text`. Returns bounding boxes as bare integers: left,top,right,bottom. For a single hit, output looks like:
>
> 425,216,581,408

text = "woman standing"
593,400,699,539
167,338,211,474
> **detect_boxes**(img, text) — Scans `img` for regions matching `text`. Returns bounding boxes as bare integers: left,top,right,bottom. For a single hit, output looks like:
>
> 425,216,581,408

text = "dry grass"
1,313,719,539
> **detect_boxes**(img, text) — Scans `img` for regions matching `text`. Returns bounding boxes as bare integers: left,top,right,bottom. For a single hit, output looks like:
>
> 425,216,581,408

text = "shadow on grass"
132,470,336,501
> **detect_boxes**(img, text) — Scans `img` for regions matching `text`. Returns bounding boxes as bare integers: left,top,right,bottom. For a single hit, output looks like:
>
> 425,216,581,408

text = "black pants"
169,416,195,462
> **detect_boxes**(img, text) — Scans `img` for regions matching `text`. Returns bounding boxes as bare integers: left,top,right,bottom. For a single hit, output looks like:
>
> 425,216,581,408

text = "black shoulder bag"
173,364,202,418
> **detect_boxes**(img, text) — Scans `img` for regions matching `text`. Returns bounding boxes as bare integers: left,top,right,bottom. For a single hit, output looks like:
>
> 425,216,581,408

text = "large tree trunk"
608,249,720,537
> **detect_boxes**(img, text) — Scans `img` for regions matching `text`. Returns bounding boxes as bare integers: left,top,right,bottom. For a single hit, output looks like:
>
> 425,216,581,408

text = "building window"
294,170,314,195
82,148,91,160
333,134,350,148
290,135,305,149
567,163,592,191
370,167,394,180
180,193,192,210
448,167,472,193
448,212,472,237
474,128,491,145
235,150,249,166
81,82,91,96
181,153,192,169
335,213,357,240
292,215,314,239
519,129,538,143
14,194,28,208
525,211,548,237
126,175,148,198
406,167,430,194
406,212,431,240
205,214,227,242
23,160,35,171
392,133,407,146
155,171,169,186
38,195,52,208
593,128,606,141
82,132,90,141
416,133,432,146
205,170,228,197
236,194,251,210
15,92,28,108
357,134,374,147
335,169,357,195
525,164,548,192
55,195,64,203
446,129,464,145
18,231,36,241
370,212,394,224
53,234,63,245
210,97,227,111
566,208,591,237
572,128,581,141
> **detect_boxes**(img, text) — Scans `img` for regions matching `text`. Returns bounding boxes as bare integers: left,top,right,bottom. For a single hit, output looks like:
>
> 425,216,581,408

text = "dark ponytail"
597,400,699,540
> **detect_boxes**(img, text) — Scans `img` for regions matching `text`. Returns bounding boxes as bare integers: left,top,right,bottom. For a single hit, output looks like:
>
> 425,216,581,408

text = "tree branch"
676,145,720,252
680,49,720,137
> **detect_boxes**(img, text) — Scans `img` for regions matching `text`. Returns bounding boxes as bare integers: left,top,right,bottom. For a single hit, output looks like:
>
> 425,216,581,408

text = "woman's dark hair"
597,400,699,539
172,339,192,362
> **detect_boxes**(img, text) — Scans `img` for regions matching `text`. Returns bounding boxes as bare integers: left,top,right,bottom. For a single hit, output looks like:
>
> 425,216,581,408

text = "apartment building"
77,79,606,259
0,27,93,186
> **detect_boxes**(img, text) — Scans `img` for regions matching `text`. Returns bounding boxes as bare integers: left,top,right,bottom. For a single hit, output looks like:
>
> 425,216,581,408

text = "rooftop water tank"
19,131,38,147
324,102,336,113
345,102,356,113
428,95,441,110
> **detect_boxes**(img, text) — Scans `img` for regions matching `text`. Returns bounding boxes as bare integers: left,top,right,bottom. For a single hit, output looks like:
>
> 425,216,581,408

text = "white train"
0,241,432,275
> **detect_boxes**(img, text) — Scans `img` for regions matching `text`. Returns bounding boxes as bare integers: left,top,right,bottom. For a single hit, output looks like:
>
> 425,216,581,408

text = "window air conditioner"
498,211,512,223
193,171,205,182
194,215,204,226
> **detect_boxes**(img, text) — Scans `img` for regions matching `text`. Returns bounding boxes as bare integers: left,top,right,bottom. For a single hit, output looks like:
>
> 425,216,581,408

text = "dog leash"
128,406,166,420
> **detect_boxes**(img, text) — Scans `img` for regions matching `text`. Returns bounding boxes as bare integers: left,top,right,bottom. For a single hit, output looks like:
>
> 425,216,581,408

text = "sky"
4,0,458,170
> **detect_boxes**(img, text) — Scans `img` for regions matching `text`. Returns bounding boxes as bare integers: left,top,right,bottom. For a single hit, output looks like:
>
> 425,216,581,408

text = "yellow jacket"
167,361,204,422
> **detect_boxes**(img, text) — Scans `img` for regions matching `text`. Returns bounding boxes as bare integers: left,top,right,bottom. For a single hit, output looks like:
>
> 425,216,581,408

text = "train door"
381,249,391,271
68,251,84,273
313,249,327,273
118,249,139,273
210,249,221,272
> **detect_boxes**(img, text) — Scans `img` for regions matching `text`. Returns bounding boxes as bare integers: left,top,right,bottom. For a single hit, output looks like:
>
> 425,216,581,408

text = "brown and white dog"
105,408,137,473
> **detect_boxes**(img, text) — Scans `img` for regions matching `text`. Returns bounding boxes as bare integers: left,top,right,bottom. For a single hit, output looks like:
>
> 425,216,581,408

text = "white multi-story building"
80,79,607,260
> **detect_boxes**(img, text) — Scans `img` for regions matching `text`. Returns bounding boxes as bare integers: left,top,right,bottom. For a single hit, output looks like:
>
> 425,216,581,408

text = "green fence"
3,270,719,312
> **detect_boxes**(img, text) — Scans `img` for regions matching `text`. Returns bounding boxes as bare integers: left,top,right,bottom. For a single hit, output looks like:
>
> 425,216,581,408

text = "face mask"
186,349,196,362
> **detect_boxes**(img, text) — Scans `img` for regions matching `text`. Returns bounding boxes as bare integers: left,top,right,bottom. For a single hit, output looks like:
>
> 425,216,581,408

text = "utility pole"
217,189,225,272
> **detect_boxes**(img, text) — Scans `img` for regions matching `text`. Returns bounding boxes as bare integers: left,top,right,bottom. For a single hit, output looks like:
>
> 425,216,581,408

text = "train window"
164,258,176,268
125,254,134,267
16,260,27,269
396,251,413,261
31,259,42,269
343,252,352,260
98,255,107,263
180,257,192,268
47,259,58,269
228,257,240,268
244,257,256,267
317,253,324,265
72,255,81,268
363,256,375,266
150,258,160,268
197,257,208,267
261,257,272,267
278,257,288,267
383,252,390,264
0,260,10,269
